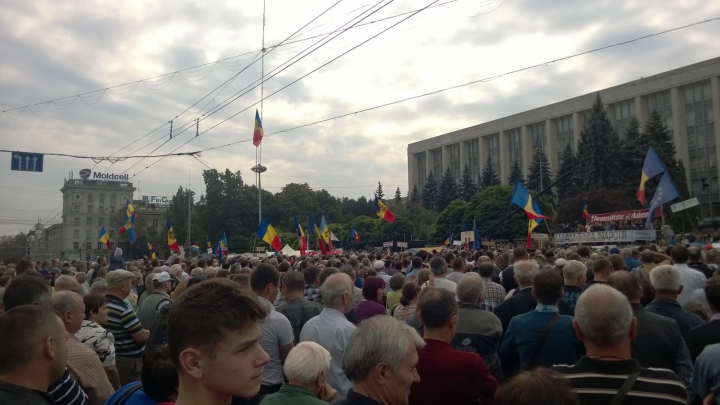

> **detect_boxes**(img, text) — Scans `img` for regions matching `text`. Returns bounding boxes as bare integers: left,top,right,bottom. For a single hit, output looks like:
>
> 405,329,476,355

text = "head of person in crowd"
411,257,423,271
456,274,484,305
514,260,539,288
607,254,624,271
141,346,180,402
389,273,405,292
671,246,689,264
592,258,613,282
493,368,579,405
320,267,340,286
640,249,656,265
251,264,280,304
83,293,109,325
281,270,306,301
50,291,85,334
281,342,335,401
3,274,52,310
363,276,386,303
682,301,711,322
342,316,424,405
322,273,355,314
15,259,36,276
415,269,430,287
105,269,135,299
153,272,174,294
400,282,421,307
563,260,587,288
648,265,684,300
0,306,68,392
478,262,494,278
532,269,565,305
706,249,719,265
418,288,458,340
573,284,636,358
90,278,108,295
338,264,356,281
168,278,270,402
304,266,321,287
607,271,642,304
688,246,704,263
429,257,448,278
512,247,529,263
75,271,87,286
54,274,82,295
575,246,591,259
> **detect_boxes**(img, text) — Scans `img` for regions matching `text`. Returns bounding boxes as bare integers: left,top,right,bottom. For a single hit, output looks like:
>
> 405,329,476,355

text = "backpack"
146,302,172,352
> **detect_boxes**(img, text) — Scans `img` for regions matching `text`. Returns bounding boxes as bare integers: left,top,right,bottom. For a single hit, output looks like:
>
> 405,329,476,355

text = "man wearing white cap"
373,260,391,293
136,272,174,331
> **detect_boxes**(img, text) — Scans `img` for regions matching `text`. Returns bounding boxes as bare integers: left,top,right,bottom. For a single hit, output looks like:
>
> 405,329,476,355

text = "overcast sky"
1,0,719,236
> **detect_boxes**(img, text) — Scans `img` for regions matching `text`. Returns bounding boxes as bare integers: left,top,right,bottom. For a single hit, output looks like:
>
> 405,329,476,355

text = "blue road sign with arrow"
11,152,44,172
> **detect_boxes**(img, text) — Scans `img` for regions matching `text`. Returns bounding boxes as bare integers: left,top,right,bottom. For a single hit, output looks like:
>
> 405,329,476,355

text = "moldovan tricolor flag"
294,215,307,256
350,227,360,243
637,146,666,205
167,219,180,252
582,199,588,219
252,109,264,147
257,218,282,252
117,201,137,245
510,181,549,221
375,196,395,223
98,227,111,249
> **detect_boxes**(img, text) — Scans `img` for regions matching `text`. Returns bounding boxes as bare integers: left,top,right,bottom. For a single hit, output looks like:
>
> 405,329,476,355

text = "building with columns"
408,56,720,222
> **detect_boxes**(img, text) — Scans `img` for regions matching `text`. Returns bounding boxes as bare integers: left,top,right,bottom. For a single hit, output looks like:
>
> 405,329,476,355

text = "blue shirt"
692,343,720,404
103,382,166,405
624,257,641,270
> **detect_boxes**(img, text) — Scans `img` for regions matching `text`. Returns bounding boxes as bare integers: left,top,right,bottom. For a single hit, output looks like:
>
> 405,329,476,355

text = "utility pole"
188,169,192,257
251,0,268,226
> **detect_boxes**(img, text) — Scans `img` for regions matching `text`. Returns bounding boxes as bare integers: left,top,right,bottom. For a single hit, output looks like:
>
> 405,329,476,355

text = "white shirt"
257,296,294,386
422,277,457,296
674,263,707,305
376,271,392,293
446,271,465,284
299,307,356,397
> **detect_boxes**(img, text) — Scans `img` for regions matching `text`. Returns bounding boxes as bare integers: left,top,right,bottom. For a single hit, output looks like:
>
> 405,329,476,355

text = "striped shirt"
552,356,687,405
48,369,88,405
101,295,144,357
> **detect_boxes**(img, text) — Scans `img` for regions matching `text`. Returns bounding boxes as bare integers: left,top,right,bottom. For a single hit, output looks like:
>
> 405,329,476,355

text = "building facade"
408,57,720,222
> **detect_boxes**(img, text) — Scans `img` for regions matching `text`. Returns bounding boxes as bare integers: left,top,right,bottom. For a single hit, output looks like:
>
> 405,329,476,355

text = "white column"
459,141,468,173
499,131,510,185
635,95,648,129
572,112,582,151
711,77,720,199
670,86,690,187
546,119,558,173
408,151,418,193
521,126,533,178
441,146,450,178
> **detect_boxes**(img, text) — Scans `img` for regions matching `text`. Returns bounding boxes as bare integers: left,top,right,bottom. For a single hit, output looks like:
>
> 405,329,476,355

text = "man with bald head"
607,271,693,395
51,292,114,405
553,284,687,404
0,306,69,404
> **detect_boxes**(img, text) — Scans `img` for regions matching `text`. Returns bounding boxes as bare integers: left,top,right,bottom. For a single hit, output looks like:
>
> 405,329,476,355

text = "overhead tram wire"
0,0,472,121
113,0,357,177
126,0,451,179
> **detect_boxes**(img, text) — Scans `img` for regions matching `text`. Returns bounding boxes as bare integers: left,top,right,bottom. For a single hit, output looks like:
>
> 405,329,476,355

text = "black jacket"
493,287,572,333
686,319,720,362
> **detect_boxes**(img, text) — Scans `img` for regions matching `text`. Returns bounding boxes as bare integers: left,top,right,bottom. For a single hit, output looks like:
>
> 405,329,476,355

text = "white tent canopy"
281,244,300,256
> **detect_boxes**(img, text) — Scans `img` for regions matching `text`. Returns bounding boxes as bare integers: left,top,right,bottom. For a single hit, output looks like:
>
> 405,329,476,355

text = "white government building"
407,56,720,222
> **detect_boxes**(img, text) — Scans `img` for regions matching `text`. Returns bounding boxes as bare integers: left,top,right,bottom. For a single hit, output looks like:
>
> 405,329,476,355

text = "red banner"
587,208,660,225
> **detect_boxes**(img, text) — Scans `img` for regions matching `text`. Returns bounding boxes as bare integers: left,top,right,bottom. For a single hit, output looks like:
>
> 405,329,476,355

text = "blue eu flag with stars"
645,171,680,229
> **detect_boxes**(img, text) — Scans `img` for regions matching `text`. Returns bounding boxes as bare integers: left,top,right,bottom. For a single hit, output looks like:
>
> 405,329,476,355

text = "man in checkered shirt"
303,266,323,303
478,262,506,305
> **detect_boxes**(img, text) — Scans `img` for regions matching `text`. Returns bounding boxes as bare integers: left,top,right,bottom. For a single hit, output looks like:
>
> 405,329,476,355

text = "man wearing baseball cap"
101,270,150,385
373,260,391,293
136,272,174,334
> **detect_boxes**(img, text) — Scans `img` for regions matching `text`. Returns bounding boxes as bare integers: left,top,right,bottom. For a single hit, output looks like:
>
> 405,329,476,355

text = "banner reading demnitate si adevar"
554,230,657,244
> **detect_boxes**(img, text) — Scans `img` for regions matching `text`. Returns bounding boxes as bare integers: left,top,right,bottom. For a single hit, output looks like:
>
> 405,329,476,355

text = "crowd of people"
0,243,718,405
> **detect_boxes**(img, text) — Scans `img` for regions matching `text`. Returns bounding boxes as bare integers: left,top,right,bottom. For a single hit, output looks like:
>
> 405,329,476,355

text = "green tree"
507,161,524,186
576,93,623,190
556,144,579,200
480,156,499,188
437,167,459,211
619,117,647,196
422,171,438,211
167,186,196,247
434,199,470,242
394,187,402,204
374,182,385,202
410,185,421,204
459,164,478,201
526,149,554,198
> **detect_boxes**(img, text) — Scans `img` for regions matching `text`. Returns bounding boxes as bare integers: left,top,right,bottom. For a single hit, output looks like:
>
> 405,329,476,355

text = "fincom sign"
80,168,129,181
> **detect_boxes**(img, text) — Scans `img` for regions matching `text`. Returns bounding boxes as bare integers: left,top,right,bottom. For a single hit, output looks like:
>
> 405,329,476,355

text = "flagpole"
188,168,192,258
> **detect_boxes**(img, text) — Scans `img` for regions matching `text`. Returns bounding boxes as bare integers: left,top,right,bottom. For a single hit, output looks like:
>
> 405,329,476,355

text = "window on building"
99,206,104,213
508,129,523,171
430,148,442,178
110,207,115,214
73,242,79,250
98,242,104,249
73,204,81,213
109,230,115,238
110,195,115,205
98,218,104,226
466,139,480,184
449,144,460,182
99,194,105,204
487,134,499,176
87,205,93,213
110,242,115,250
152,219,159,227
613,100,636,138
86,230,92,238
685,82,717,221
87,194,93,203
74,218,80,226
647,91,673,138
86,242,92,250
87,218,92,226
416,153,427,189
74,230,80,238
556,116,574,162
530,123,546,155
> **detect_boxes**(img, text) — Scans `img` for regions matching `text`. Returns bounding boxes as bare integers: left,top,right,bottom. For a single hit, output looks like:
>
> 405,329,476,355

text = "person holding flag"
98,227,111,249
167,219,180,253
117,200,137,244
257,218,282,252
351,227,361,243
375,196,395,223
294,215,307,256
637,146,666,205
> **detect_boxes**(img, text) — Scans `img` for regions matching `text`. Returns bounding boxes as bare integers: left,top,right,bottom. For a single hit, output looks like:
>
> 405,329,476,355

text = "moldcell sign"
79,168,129,181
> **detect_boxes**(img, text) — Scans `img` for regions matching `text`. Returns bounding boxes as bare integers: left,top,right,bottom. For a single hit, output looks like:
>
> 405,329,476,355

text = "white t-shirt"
257,296,294,386
422,277,457,296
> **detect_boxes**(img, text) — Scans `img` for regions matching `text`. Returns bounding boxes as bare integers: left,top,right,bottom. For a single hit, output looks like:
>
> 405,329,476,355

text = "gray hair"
456,274,485,303
54,275,81,294
321,273,353,309
50,291,82,314
574,284,633,347
514,260,539,286
562,260,587,283
429,257,447,276
342,316,425,381
283,342,331,385
190,268,204,277
649,265,682,294
90,279,108,294
338,265,355,279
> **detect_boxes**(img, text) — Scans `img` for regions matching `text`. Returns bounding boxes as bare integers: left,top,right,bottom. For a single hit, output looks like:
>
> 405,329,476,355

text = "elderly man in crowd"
301,273,357,398
0,306,70,404
51,291,114,405
421,257,456,295
330,316,423,405
553,284,688,404
671,246,707,305
55,275,83,295
136,272,174,332
478,262,506,306
452,274,503,381
562,260,586,312
259,342,337,405
646,265,704,337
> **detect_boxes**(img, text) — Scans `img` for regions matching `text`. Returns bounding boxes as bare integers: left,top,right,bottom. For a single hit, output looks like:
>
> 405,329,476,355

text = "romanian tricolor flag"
582,199,588,219
117,201,137,244
252,109,264,147
220,233,228,255
511,181,549,221
257,218,282,252
351,227,360,243
443,233,453,246
637,146,666,206
375,197,395,223
320,214,333,252
309,214,328,254
98,227,111,249
294,215,307,256
527,199,545,248
167,219,180,252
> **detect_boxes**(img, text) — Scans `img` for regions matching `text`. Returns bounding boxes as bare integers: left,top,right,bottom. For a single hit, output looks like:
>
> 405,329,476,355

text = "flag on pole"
511,181,549,220
473,221,481,250
309,214,327,254
443,233,453,246
527,198,545,248
167,219,180,252
98,227,111,249
252,109,264,147
294,215,307,256
320,214,334,252
582,199,588,219
215,241,223,261
375,196,395,223
147,242,156,252
257,218,282,252
350,227,360,243
645,171,680,229
206,236,212,254
637,146,666,205
191,244,200,252
117,201,137,244
220,233,228,255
